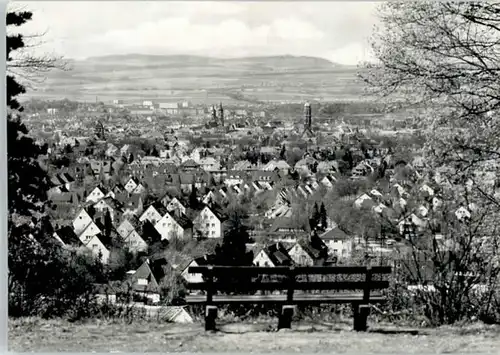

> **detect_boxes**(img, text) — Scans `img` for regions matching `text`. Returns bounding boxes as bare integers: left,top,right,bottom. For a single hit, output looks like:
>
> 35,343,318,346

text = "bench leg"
205,305,218,331
352,304,370,332
278,305,295,330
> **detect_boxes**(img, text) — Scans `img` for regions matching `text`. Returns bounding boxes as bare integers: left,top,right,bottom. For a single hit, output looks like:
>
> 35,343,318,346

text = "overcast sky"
10,1,379,65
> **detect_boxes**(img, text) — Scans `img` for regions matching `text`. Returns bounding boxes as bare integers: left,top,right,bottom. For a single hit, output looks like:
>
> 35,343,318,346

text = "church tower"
218,102,224,127
301,101,315,140
304,102,312,130
211,105,217,124
95,120,106,140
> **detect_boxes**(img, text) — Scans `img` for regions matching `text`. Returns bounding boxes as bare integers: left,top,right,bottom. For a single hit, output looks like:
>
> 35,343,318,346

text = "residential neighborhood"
20,94,488,307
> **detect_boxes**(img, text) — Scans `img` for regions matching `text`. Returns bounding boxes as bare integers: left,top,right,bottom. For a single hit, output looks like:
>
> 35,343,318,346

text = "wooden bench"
185,265,392,331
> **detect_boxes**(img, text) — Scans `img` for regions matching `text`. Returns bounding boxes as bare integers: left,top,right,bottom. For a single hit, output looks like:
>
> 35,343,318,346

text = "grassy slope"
9,318,500,353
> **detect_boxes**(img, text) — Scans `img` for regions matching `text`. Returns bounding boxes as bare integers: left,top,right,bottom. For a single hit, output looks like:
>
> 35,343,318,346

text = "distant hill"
24,54,361,103
61,54,341,74
78,54,339,68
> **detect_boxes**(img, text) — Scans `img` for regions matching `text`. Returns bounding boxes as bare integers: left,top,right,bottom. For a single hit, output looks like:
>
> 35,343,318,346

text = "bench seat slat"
186,280,389,291
188,265,392,276
186,292,386,304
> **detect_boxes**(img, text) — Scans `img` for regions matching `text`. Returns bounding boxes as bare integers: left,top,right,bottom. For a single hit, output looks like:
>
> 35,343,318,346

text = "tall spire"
301,101,314,139
211,105,218,126
218,102,224,127
304,102,312,129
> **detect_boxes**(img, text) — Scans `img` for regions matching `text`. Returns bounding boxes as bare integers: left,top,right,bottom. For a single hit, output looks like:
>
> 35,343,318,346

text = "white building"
78,221,102,245
139,203,166,225
86,186,106,204
319,227,353,259
193,206,225,239
73,208,93,235
154,212,193,240
85,234,111,264
123,230,148,253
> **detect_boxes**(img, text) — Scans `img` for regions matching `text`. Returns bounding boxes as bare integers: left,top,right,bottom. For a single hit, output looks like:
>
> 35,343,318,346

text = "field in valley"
9,318,500,353
20,55,365,104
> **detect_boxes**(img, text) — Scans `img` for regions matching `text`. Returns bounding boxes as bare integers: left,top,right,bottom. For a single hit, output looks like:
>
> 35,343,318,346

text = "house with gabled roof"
398,213,428,235
420,184,435,198
224,170,247,186
166,197,187,215
270,217,308,234
117,217,139,239
140,202,167,225
53,226,84,249
253,242,293,267
86,186,107,204
122,194,144,217
320,175,336,189
133,182,147,194
105,143,119,157
120,144,132,156
317,161,339,174
417,205,429,218
111,183,126,196
201,190,218,205
295,156,318,175
49,172,75,193
455,206,471,221
178,173,195,192
154,211,193,240
288,235,328,266
351,161,373,178
319,227,353,259
354,193,376,209
181,254,216,285
123,229,148,253
263,160,290,174
181,159,200,171
287,240,314,266
78,220,103,245
124,177,140,194
85,233,113,264
369,189,384,199
93,196,124,222
392,183,409,198
199,157,220,171
251,170,278,183
232,160,253,171
265,203,292,220
193,205,226,239
73,208,94,235
126,257,170,304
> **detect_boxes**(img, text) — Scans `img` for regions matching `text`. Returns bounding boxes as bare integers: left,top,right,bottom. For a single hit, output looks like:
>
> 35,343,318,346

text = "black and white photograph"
6,1,500,352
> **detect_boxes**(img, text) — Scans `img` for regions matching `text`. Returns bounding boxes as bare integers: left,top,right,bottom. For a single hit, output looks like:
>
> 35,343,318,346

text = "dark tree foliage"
212,207,254,294
7,10,105,318
104,210,113,237
319,202,328,231
87,205,96,219
280,145,286,160
150,146,159,157
309,231,329,260
189,184,198,208
309,203,320,231
342,149,354,169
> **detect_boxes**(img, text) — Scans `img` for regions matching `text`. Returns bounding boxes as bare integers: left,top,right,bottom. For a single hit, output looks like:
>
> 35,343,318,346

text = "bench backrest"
187,265,392,303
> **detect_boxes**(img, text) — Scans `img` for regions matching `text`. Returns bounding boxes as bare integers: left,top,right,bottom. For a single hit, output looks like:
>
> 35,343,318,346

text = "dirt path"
8,318,500,353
